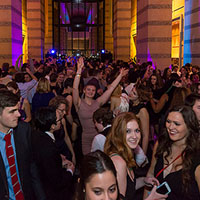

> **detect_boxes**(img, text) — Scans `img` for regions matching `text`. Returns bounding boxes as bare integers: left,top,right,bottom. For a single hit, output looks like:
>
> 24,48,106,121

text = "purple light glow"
87,9,92,24
147,48,155,69
60,3,70,24
11,0,23,66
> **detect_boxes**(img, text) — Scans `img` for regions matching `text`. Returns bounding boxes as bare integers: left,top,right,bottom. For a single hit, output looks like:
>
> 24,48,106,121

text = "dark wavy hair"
34,106,57,132
74,150,119,200
93,107,113,127
155,105,200,192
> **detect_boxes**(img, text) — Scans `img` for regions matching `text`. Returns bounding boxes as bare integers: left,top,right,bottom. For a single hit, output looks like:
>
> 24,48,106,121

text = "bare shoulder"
111,155,127,170
138,107,149,118
66,95,72,101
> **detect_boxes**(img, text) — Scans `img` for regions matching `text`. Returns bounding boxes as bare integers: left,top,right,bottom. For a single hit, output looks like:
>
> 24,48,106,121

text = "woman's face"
129,85,138,101
166,112,188,143
24,74,32,82
84,85,96,98
85,170,118,200
151,75,157,85
126,119,141,149
57,74,65,83
56,103,66,119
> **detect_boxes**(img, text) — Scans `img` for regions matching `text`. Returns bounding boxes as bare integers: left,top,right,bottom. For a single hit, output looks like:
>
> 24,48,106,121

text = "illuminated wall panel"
0,0,22,67
184,0,200,65
22,0,28,63
130,0,136,60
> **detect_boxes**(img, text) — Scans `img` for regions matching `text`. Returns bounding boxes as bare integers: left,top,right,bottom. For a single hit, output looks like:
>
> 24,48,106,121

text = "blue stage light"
101,49,105,54
51,49,56,54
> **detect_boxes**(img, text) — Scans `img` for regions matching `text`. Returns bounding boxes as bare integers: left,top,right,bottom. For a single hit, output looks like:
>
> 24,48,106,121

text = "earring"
83,189,85,193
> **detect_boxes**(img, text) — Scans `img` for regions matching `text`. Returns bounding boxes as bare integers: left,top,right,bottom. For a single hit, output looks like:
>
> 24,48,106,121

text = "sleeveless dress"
154,155,200,200
78,99,100,155
111,154,136,200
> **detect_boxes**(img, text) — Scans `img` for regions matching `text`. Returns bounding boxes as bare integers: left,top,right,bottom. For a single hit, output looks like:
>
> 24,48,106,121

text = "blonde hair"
104,112,140,168
36,77,51,93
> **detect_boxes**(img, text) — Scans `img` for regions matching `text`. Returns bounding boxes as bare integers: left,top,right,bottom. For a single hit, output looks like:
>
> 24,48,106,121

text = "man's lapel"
0,152,9,194
13,128,24,188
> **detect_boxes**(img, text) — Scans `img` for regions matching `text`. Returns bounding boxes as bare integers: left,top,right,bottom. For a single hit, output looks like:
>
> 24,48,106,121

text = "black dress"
119,169,136,200
111,154,136,200
154,155,200,200
129,102,146,115
53,125,72,161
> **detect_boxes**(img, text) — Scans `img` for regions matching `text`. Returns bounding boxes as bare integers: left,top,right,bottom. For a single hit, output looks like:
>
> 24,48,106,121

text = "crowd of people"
0,54,200,200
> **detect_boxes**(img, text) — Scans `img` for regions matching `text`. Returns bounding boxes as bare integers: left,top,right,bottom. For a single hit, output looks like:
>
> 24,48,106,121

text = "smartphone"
156,181,171,195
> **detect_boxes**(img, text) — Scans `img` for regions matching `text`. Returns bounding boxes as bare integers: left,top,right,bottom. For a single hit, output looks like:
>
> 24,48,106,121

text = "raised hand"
120,68,129,77
144,177,160,187
77,57,84,72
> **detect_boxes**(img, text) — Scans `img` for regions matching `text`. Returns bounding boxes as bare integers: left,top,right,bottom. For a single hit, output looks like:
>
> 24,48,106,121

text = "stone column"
27,0,45,61
184,0,200,65
113,0,131,61
0,0,22,66
137,0,172,70
44,0,53,54
105,0,113,54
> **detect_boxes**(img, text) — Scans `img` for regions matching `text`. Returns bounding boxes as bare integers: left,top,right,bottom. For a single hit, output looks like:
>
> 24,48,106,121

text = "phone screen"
156,183,170,195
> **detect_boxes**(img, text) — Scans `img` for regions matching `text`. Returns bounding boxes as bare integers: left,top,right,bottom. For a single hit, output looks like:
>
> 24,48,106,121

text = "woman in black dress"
145,105,200,200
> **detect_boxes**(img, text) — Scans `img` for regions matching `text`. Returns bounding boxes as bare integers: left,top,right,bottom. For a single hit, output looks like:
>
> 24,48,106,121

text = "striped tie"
4,133,24,200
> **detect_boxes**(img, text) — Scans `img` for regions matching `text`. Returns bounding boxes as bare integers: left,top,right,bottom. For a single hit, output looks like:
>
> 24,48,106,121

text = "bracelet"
76,74,81,77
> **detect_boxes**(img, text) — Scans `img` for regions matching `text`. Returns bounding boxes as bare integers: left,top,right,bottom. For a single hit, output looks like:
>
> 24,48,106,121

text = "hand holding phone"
156,181,171,195
146,185,168,200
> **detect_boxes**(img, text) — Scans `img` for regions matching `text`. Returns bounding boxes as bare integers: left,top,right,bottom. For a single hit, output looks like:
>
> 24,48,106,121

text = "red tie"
4,133,24,200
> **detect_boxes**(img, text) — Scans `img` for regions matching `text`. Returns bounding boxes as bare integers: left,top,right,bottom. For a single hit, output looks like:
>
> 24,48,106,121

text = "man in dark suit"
0,90,46,200
32,106,75,200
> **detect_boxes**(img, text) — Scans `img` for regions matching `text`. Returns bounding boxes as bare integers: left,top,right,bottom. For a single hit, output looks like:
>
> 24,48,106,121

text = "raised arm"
138,108,149,154
65,95,73,125
97,68,129,106
26,68,38,81
111,155,127,197
150,93,168,113
72,57,84,112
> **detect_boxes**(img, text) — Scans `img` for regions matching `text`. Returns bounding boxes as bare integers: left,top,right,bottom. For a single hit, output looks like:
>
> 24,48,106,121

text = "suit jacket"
32,130,73,200
0,121,46,200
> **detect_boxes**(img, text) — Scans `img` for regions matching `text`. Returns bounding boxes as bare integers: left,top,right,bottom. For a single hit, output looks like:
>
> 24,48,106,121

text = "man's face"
0,103,20,133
